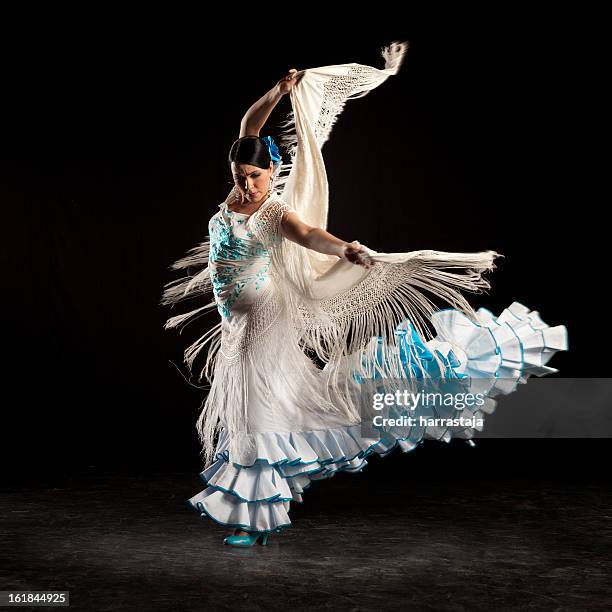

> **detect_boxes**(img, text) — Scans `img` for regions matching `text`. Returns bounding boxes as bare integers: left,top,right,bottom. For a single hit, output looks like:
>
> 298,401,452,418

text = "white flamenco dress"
161,42,569,535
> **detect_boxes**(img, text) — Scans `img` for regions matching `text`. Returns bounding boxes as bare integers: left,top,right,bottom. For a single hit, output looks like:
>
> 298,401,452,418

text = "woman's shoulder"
274,193,297,216
252,191,283,214
208,208,223,232
268,191,295,212
253,193,296,223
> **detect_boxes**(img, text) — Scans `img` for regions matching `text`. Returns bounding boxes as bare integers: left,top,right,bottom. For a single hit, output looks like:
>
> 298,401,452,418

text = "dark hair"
228,136,272,170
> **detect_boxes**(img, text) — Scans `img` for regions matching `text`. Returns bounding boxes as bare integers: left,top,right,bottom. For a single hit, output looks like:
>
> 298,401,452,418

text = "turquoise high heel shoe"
223,531,269,547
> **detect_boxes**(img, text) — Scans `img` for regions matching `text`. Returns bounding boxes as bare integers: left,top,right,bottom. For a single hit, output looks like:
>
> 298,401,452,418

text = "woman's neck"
230,190,273,213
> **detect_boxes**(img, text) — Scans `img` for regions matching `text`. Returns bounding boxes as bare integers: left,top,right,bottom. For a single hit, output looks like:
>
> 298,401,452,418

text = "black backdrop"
2,13,605,483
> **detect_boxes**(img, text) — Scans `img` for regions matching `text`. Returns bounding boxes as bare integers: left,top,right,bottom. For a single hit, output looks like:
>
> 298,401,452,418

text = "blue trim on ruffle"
189,433,424,507
502,318,526,376
417,305,537,379
220,429,429,471
214,450,326,469
188,499,291,535
351,319,468,383
198,481,293,504
197,452,371,504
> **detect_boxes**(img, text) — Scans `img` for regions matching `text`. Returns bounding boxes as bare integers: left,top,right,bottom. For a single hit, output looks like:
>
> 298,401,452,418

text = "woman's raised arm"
239,69,302,138
280,210,373,269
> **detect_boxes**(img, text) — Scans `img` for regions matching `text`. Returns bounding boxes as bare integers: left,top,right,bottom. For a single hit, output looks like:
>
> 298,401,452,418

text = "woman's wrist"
335,242,349,258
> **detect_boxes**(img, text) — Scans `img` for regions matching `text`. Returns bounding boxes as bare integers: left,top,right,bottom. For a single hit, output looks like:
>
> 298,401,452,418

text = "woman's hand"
342,241,374,269
276,68,302,95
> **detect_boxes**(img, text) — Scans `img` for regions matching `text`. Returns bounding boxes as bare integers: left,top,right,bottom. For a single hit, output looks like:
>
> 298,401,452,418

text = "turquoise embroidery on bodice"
208,207,272,318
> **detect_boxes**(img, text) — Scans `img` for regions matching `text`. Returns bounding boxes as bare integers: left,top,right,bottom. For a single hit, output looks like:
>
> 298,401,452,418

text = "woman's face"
231,162,273,204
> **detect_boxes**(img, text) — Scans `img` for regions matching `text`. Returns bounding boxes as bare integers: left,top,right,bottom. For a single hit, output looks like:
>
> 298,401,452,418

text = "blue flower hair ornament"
261,135,282,165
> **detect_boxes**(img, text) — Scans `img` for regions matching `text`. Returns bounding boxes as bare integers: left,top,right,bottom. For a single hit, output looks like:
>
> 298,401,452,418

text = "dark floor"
2,460,611,612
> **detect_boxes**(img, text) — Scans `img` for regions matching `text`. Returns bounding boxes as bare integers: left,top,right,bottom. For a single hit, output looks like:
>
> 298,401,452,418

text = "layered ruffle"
427,301,569,395
188,425,415,533
188,301,568,533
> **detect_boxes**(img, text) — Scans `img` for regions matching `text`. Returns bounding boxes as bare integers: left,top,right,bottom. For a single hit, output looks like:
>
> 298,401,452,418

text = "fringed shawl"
249,40,500,372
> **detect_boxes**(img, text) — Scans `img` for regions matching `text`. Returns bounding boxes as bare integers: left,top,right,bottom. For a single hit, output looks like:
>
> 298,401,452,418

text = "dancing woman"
161,42,568,547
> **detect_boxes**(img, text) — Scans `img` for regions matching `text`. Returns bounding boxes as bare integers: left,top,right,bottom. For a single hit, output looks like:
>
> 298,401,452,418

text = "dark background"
2,13,605,483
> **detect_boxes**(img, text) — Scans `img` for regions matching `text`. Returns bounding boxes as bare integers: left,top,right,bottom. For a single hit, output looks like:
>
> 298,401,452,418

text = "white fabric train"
187,301,568,533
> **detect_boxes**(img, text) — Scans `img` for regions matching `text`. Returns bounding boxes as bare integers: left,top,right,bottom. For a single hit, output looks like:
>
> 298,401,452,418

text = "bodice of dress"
208,194,280,318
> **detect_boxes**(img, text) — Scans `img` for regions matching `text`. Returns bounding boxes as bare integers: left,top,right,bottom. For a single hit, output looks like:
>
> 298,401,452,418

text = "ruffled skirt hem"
187,427,424,534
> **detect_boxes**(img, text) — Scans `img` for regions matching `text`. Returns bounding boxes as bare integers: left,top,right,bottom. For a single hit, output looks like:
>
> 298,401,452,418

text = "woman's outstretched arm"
239,69,302,137
280,210,373,269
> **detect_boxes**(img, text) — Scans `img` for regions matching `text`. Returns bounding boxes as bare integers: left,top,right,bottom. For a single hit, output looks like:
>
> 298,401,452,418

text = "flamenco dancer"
161,42,568,547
